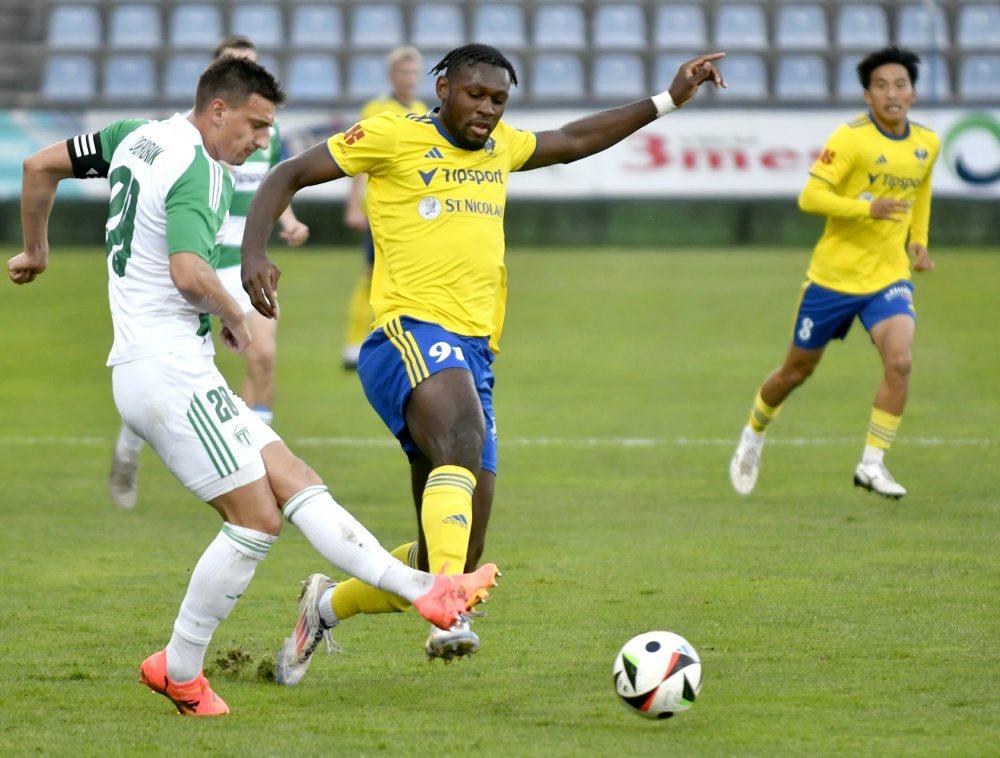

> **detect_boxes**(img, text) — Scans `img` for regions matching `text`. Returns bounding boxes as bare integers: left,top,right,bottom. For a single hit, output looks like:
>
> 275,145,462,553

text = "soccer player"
240,44,725,673
728,46,939,499
342,46,428,370
9,55,498,716
107,35,309,509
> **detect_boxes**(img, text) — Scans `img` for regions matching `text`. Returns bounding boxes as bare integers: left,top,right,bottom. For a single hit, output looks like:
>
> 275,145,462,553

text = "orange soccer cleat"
138,649,229,716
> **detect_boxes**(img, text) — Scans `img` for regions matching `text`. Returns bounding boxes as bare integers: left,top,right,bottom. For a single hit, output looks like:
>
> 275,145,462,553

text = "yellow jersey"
802,113,939,294
327,110,537,353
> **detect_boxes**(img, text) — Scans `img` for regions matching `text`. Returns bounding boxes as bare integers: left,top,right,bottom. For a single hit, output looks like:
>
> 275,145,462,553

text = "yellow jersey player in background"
342,46,428,370
241,43,725,674
730,46,940,500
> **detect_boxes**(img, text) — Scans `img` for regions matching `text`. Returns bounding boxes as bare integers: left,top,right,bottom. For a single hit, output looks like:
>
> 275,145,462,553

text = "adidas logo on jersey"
876,155,887,164
424,147,443,159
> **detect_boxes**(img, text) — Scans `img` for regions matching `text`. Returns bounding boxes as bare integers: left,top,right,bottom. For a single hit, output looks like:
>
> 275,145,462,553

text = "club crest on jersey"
417,196,442,220
233,425,253,448
819,148,836,164
914,148,929,161
484,137,496,155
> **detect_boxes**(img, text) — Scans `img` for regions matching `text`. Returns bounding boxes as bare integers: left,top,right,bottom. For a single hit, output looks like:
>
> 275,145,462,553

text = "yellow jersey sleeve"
326,112,400,179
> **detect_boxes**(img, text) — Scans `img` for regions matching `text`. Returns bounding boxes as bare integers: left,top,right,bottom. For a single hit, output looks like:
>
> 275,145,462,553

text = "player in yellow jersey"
342,46,428,369
240,43,725,673
729,46,939,500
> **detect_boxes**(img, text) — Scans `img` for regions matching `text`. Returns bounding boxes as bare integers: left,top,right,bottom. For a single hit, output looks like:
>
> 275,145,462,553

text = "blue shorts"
357,316,498,474
792,279,916,349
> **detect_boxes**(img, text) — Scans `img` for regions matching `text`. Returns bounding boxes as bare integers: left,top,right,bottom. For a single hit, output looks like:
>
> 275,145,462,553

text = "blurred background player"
242,44,725,670
729,46,939,500
341,46,427,370
108,35,309,509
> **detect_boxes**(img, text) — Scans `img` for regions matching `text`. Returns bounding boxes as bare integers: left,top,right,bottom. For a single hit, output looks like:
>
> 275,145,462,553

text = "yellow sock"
421,465,475,575
330,542,418,620
345,274,374,347
749,391,782,434
866,407,901,449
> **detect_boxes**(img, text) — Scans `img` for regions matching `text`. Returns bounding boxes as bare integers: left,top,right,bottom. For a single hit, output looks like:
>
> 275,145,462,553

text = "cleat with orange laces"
138,650,229,716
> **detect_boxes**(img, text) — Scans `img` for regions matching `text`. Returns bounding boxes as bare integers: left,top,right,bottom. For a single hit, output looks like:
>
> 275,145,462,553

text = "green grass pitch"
2,246,998,755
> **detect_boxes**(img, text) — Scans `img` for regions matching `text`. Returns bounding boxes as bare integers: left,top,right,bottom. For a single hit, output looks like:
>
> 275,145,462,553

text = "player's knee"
884,351,912,382
781,362,815,388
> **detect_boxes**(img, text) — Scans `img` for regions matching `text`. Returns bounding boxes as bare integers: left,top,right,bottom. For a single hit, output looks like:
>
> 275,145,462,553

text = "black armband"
67,132,109,178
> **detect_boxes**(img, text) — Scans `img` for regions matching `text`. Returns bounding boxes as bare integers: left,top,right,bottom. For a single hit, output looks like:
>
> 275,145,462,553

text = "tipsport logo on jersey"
942,113,1000,187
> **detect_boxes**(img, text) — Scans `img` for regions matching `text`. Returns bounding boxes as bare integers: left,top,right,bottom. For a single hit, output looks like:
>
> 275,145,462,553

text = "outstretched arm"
242,142,348,318
8,141,74,284
521,53,726,171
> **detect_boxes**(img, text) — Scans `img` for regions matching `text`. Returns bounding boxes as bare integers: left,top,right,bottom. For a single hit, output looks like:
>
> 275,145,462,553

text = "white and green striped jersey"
70,113,234,367
216,122,281,269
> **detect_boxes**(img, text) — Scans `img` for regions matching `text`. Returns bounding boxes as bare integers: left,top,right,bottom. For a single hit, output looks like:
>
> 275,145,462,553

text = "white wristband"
651,90,678,117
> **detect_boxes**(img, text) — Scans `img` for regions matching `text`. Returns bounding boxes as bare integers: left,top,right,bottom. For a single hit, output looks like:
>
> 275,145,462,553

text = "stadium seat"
472,4,527,50
349,4,404,50
956,5,1000,50
835,54,864,101
835,5,889,50
103,54,157,101
285,54,341,102
41,55,97,102
347,55,388,100
775,54,828,101
713,4,768,50
896,4,949,51
167,5,222,50
529,53,585,102
775,4,828,51
714,53,768,101
918,54,952,102
413,4,465,50
417,51,446,102
592,4,646,50
46,5,102,50
592,53,646,100
654,5,707,50
107,5,162,51
533,4,587,50
958,55,1000,99
163,53,211,102
289,5,343,50
231,5,284,49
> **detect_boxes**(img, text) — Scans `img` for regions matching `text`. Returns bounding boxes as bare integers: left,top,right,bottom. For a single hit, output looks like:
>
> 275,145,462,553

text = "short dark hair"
857,46,921,89
194,56,286,113
214,34,256,61
430,44,518,87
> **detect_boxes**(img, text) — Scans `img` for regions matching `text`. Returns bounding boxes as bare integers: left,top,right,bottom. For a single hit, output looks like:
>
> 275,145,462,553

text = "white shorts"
216,264,253,314
112,352,281,500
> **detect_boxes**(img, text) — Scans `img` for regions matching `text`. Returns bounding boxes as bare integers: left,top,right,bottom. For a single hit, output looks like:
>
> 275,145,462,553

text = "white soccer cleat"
108,451,139,509
729,425,764,495
853,461,907,499
425,617,480,663
276,573,339,686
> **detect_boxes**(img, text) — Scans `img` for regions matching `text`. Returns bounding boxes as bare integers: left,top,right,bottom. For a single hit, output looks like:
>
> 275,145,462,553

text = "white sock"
114,423,145,461
743,424,765,445
283,485,434,603
318,587,338,628
862,445,885,466
165,523,276,683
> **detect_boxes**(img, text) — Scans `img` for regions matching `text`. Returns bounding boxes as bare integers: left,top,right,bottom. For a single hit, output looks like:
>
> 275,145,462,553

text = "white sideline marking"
1,435,994,447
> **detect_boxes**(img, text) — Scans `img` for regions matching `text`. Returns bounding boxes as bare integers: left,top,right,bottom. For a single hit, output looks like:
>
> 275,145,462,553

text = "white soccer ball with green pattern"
612,631,702,720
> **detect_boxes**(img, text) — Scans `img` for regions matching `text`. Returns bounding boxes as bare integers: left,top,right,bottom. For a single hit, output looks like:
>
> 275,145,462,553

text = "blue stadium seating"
592,53,646,99
108,5,162,51
775,54,828,101
592,4,646,50
103,54,157,101
41,55,97,102
530,53,585,101
231,5,284,49
413,4,465,50
896,4,949,51
534,4,587,50
163,53,211,102
472,4,527,50
350,4,404,50
956,5,1000,50
347,55,388,100
713,5,768,50
47,5,102,50
289,5,343,50
775,5,828,51
286,54,341,102
168,5,222,50
958,55,1000,99
714,54,768,100
654,5,706,50
835,5,889,50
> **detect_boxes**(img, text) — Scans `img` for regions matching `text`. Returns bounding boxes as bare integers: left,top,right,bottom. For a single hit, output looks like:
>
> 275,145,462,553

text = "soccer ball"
612,631,702,720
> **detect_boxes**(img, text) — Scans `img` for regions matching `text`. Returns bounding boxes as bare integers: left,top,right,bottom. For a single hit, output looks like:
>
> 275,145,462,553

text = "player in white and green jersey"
108,36,309,508
10,55,498,717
